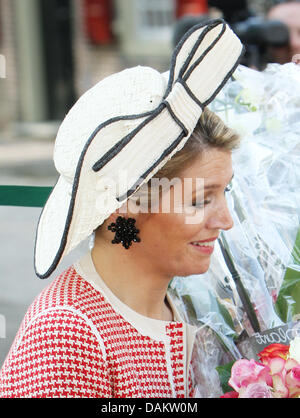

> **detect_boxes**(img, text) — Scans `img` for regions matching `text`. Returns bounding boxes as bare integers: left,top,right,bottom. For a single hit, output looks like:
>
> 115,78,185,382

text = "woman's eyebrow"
193,173,234,193
204,184,220,190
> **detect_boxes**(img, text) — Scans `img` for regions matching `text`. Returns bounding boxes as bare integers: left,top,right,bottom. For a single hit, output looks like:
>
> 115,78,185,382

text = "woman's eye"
224,182,233,193
192,200,210,208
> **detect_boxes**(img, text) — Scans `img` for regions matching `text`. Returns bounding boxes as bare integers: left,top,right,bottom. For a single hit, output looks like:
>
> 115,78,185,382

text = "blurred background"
0,0,299,366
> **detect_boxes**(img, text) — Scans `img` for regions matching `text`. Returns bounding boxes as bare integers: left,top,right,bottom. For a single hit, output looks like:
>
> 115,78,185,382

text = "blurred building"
0,0,76,136
0,0,277,138
0,0,181,138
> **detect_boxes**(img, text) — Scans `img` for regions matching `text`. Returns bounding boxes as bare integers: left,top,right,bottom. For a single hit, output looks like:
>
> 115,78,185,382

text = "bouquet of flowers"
210,62,300,330
219,336,300,398
170,62,300,397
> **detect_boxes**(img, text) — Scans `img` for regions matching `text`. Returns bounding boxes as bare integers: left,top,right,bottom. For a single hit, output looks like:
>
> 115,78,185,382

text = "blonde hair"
129,107,240,211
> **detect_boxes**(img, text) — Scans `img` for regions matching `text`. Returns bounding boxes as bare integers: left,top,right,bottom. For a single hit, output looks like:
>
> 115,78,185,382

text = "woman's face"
132,148,234,277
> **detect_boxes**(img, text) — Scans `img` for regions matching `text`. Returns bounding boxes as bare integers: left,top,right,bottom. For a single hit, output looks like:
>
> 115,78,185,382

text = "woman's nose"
206,199,234,231
221,206,234,231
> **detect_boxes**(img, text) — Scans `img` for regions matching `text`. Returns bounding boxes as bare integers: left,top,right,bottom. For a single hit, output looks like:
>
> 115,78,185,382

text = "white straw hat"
34,19,244,279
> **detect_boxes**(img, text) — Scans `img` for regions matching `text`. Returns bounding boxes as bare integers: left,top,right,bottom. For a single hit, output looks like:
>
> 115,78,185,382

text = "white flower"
233,65,265,105
220,109,262,137
289,336,300,363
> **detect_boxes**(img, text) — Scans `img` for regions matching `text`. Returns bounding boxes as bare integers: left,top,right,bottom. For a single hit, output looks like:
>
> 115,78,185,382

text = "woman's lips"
190,236,218,243
189,237,218,255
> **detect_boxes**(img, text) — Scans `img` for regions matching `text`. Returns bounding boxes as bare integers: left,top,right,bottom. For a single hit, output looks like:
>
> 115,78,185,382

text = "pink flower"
267,357,289,398
272,374,289,398
286,364,300,397
268,357,286,375
221,337,300,398
220,391,239,398
289,365,300,384
239,382,273,398
228,359,272,392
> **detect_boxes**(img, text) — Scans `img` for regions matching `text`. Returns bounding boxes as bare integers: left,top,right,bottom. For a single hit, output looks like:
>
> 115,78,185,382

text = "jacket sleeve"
0,308,112,398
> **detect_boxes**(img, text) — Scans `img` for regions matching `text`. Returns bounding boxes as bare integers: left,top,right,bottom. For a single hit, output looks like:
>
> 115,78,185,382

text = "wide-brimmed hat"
34,19,244,279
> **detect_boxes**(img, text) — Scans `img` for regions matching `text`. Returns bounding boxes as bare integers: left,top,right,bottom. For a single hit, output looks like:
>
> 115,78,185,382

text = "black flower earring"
107,216,141,249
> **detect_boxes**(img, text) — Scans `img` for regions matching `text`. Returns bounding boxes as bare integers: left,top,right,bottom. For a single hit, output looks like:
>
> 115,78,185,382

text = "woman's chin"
179,261,211,277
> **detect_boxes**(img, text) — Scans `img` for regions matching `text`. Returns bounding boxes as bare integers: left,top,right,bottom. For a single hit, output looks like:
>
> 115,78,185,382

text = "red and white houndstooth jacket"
0,252,197,398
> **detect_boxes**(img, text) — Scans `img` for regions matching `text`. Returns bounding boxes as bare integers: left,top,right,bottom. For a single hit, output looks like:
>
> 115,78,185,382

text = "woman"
0,20,243,397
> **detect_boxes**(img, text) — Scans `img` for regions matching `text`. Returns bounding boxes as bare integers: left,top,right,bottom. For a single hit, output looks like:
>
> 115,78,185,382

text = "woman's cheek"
182,205,205,226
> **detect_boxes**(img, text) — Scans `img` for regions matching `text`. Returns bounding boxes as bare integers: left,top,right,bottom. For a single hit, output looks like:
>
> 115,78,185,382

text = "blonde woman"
0,19,243,398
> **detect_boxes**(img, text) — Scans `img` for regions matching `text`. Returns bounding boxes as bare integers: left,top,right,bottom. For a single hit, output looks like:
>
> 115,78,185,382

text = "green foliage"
275,227,300,323
216,298,235,331
216,361,235,394
292,227,300,265
275,268,300,323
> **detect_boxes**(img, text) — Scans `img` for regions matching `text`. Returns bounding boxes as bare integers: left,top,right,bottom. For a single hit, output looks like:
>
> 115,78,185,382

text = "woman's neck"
91,240,173,321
